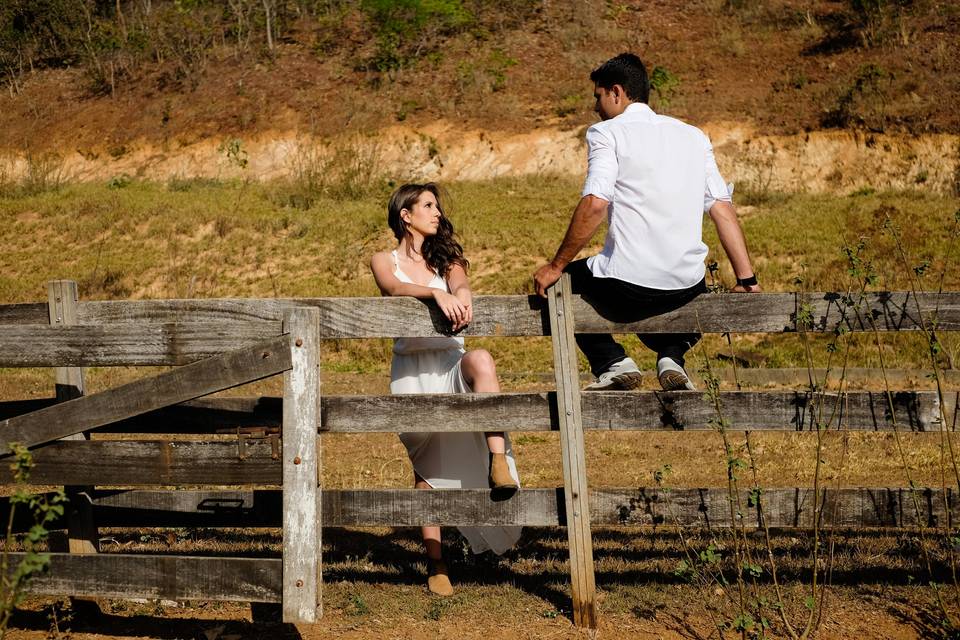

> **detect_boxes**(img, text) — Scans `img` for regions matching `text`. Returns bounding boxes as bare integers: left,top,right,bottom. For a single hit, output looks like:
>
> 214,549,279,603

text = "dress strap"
391,249,399,270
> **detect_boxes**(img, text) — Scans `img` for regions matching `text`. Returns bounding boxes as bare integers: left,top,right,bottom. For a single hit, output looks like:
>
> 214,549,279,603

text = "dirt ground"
3,524,953,640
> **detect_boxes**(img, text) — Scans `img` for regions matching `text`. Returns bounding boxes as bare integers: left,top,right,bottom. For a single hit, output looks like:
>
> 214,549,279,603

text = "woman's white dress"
389,251,521,555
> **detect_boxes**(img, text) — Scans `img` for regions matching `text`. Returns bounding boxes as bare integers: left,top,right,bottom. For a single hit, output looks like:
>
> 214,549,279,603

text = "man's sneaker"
584,357,642,391
657,357,696,391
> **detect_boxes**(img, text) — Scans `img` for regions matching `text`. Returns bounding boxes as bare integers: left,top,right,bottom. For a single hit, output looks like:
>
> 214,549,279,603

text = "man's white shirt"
581,102,731,290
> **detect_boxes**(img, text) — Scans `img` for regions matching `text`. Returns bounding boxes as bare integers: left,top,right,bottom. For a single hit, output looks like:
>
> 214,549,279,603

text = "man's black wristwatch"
736,274,758,287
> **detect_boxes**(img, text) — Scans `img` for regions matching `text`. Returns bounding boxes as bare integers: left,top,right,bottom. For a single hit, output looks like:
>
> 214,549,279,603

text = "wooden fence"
1,280,958,629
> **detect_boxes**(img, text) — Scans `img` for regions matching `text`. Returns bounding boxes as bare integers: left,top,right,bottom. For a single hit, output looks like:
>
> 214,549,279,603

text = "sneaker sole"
585,371,643,391
659,370,694,391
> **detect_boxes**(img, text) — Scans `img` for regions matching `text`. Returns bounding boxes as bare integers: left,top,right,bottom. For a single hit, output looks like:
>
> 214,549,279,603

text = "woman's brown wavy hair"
387,183,469,277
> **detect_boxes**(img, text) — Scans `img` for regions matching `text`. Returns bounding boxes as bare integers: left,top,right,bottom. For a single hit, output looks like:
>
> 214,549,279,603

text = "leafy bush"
361,0,474,72
821,63,892,130
649,65,680,109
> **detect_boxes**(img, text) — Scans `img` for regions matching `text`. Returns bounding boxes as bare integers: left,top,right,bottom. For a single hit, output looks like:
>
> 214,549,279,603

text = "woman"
370,183,521,597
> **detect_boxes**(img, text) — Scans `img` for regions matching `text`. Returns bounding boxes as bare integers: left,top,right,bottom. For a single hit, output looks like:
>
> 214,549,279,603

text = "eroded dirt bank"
2,122,958,194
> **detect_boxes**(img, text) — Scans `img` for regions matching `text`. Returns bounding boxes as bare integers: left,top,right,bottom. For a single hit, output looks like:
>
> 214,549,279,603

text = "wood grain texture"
1,292,957,336
0,322,283,366
0,302,47,324
281,308,321,623
48,280,99,556
9,553,281,602
805,291,960,332
4,487,953,529
75,488,957,529
326,487,959,528
59,292,960,336
548,274,597,629
0,336,291,455
94,390,942,434
0,440,282,485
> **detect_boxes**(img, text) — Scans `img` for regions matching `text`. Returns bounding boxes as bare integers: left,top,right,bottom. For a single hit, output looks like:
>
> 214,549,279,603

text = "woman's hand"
454,288,473,328
433,290,469,331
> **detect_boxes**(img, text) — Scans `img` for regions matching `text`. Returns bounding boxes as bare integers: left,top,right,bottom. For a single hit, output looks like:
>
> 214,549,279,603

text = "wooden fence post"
281,307,321,623
547,274,598,630
47,280,99,556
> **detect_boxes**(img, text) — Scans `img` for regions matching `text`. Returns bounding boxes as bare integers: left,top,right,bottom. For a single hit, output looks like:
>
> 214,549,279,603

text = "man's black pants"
564,258,707,377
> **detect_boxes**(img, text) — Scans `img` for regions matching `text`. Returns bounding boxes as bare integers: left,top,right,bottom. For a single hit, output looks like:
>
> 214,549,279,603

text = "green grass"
0,177,958,375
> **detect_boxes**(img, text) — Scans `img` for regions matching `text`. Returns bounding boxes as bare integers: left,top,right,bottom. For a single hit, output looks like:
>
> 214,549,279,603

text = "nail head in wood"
295,338,303,347
294,456,301,465
296,579,303,588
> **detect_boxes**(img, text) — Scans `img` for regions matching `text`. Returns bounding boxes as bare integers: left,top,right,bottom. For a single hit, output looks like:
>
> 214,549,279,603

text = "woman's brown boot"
489,452,518,491
427,559,454,596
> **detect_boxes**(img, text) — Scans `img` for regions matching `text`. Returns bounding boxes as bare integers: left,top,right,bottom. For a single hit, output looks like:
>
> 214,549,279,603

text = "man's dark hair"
590,53,650,104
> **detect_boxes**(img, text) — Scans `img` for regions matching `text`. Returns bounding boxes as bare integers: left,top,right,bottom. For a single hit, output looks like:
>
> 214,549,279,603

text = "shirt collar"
622,102,655,118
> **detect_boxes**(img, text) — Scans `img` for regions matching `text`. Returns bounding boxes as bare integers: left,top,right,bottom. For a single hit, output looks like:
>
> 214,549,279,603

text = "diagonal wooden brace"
0,335,292,456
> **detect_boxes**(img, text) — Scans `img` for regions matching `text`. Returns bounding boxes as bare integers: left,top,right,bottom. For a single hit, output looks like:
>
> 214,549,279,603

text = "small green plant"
107,174,132,189
425,593,463,620
361,0,473,73
218,138,249,171
847,0,901,47
348,593,369,616
649,66,680,109
1,443,67,637
555,93,583,118
485,48,516,92
822,64,891,131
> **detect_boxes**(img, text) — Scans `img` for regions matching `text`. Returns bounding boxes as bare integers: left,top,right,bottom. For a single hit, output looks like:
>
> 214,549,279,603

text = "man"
533,53,761,391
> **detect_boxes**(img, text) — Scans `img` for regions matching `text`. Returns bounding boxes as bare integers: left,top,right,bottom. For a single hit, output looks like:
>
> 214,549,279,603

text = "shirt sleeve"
703,134,732,213
581,125,616,202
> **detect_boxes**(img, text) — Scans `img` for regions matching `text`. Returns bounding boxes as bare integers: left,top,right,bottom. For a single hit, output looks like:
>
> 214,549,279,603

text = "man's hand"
533,263,563,298
731,283,762,293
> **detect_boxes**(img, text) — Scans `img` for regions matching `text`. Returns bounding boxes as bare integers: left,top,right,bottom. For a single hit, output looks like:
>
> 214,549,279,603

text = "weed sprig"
0,443,67,638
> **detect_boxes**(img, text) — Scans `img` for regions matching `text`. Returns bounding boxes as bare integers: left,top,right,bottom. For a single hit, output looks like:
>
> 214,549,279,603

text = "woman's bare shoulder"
370,250,394,268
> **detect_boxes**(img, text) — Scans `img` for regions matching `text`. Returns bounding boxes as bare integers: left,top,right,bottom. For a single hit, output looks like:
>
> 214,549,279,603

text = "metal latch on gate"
235,426,280,461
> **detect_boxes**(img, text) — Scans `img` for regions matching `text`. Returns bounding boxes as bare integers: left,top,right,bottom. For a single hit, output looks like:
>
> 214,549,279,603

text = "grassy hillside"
1,0,958,155
1,176,958,375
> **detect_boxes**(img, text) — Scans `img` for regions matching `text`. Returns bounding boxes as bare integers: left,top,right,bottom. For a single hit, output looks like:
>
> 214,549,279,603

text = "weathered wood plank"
326,487,960,528
806,291,960,332
72,296,549,337
0,440,282,485
100,390,941,434
0,302,48,324
9,553,281,602
48,281,85,401
48,280,99,557
0,322,283,366
571,292,796,333
0,336,291,455
5,487,954,529
77,298,289,324
3,291,959,336
89,489,282,527
548,274,597,629
319,390,940,432
281,308,322,623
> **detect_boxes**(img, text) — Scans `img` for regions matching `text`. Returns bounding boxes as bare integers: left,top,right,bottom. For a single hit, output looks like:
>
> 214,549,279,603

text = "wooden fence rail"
84,390,950,433
2,283,959,630
5,486,956,532
2,291,958,336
